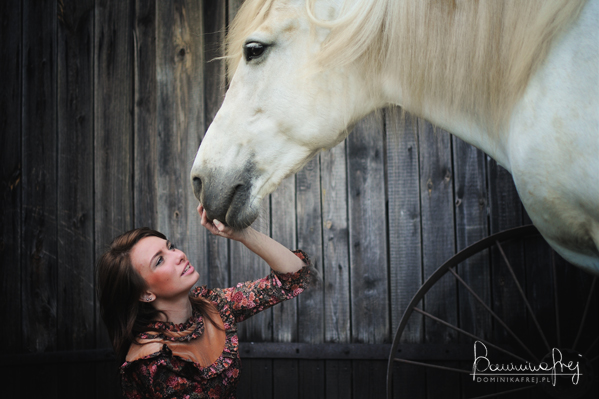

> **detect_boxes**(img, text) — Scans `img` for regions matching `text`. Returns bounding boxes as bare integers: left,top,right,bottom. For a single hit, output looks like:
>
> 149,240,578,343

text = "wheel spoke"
448,267,540,363
496,241,551,353
393,358,470,374
470,384,536,399
572,276,597,351
584,336,598,357
552,252,561,348
413,307,530,364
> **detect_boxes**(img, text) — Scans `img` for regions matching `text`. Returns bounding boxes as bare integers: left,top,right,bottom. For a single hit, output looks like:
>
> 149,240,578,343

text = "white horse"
191,0,599,275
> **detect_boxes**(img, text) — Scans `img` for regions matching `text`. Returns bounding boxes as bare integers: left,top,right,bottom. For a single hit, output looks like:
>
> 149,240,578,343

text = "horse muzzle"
190,161,259,230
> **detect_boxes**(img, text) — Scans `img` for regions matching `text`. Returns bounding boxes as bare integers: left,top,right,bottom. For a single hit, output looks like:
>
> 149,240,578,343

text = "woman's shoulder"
191,285,227,302
121,342,169,370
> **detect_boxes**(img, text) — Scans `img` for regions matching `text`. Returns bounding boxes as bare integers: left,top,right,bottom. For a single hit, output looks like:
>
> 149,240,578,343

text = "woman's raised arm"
198,204,305,274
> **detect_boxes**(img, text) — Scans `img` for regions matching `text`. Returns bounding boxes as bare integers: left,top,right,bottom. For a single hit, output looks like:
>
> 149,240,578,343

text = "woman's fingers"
197,202,242,239
213,219,225,232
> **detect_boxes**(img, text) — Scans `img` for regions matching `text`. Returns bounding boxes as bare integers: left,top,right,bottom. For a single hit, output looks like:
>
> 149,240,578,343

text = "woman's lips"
181,262,194,276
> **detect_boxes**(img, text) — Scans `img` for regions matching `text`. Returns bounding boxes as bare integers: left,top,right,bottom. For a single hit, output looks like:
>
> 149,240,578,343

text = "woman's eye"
244,42,267,62
169,242,176,250
156,256,163,266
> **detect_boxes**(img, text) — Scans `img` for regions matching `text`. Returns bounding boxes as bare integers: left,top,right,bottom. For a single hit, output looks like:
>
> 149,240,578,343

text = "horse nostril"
192,176,202,197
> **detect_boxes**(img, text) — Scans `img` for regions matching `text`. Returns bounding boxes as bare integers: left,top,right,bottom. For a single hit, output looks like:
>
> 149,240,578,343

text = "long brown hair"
96,227,220,363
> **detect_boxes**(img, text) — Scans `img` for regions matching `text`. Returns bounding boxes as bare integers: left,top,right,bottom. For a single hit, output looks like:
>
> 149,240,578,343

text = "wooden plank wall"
1,1,596,398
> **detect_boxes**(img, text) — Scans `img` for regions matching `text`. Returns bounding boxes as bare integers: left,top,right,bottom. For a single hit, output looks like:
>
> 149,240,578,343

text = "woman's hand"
197,204,304,274
197,204,252,242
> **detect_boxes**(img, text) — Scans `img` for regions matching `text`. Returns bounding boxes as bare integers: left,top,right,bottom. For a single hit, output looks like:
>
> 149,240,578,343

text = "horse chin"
225,202,260,230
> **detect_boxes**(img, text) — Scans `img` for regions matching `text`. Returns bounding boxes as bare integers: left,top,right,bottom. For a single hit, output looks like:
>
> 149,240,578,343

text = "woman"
97,204,315,398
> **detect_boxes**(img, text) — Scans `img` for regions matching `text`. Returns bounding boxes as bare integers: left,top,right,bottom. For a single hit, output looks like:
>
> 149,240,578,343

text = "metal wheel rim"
386,225,598,399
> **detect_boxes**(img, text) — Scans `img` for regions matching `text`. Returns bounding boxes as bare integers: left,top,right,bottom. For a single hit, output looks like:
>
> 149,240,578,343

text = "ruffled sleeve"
209,250,316,323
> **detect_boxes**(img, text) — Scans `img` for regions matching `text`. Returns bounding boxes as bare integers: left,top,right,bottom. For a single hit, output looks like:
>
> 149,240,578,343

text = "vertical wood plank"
299,359,325,399
418,121,459,396
96,361,124,399
273,359,299,399
133,0,158,228
57,0,96,393
203,0,229,289
230,198,272,341
386,107,423,339
486,160,529,399
228,0,244,25
352,360,387,399
347,112,389,344
391,361,427,399
272,175,298,341
249,359,274,399
296,156,326,397
0,0,22,355
94,0,135,349
521,212,557,355
57,0,95,351
22,0,58,354
486,161,527,338
386,107,426,398
325,360,352,399
419,121,457,340
271,175,300,397
297,156,324,343
452,136,491,335
321,142,352,397
155,0,206,283
451,136,491,399
321,142,351,343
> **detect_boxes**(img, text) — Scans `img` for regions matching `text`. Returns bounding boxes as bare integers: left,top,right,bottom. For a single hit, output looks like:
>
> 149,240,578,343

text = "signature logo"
471,341,581,386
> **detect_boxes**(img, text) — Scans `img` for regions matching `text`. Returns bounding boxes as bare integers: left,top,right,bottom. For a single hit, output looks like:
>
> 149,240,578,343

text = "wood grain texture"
203,0,230,290
352,360,387,399
94,0,135,348
238,359,274,399
347,112,389,344
0,0,22,355
486,160,527,346
57,0,95,353
452,136,491,342
418,120,457,343
272,175,298,342
22,0,58,354
299,359,325,399
418,120,460,396
273,359,299,399
296,156,324,343
486,160,530,399
230,198,273,341
386,107,423,341
321,143,351,344
325,360,352,399
134,0,158,228
296,156,326,396
155,0,206,283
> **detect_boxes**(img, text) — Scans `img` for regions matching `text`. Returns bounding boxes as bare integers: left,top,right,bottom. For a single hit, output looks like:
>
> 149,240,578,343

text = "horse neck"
379,77,511,171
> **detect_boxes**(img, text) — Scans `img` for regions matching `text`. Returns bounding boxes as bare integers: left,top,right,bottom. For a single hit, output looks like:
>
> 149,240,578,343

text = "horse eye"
244,42,267,62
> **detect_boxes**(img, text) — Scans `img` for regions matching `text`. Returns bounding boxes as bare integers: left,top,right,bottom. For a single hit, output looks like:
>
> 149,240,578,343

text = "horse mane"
227,0,587,131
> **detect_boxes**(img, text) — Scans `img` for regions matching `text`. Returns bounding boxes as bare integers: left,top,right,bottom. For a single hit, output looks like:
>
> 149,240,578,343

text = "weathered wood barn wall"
1,1,597,398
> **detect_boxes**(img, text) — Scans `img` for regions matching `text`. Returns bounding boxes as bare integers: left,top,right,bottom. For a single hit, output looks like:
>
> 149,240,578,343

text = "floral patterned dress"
120,250,313,399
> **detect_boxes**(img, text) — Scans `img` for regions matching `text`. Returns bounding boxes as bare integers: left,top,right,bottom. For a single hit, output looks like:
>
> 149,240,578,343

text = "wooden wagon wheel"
386,225,598,399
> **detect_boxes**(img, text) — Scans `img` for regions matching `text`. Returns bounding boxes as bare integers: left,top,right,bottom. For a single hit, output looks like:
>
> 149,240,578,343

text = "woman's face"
130,236,199,300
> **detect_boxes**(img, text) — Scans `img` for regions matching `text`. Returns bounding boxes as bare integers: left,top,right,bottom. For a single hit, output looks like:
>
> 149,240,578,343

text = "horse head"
190,0,383,228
